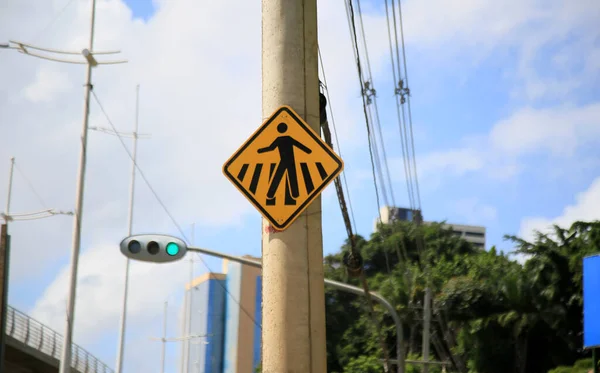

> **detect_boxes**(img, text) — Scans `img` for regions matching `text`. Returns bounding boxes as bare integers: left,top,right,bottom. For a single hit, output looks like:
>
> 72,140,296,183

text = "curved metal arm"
9,40,82,55
16,49,87,64
96,59,128,65
7,41,127,65
9,40,121,56
187,246,406,373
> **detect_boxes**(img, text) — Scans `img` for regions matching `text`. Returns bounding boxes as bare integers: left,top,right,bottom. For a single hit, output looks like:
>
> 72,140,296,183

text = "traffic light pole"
261,0,325,371
117,233,405,372
186,246,405,373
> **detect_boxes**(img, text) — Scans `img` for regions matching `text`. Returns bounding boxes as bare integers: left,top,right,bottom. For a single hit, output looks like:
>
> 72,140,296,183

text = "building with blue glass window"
179,256,262,373
180,273,227,373
221,257,262,373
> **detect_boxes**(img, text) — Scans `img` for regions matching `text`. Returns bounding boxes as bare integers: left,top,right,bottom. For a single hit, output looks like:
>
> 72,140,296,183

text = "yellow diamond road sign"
223,105,344,230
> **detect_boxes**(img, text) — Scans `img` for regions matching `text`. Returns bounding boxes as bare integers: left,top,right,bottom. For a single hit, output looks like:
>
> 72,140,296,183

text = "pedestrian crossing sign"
223,105,344,230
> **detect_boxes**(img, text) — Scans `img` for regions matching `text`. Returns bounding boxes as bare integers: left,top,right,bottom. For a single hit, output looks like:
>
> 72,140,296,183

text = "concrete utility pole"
261,0,325,371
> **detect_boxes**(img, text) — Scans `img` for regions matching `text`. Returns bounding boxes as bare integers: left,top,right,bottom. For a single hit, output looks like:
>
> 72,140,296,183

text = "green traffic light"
166,242,180,256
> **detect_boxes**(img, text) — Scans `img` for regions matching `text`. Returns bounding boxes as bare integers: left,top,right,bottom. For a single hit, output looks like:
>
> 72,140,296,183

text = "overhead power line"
355,0,397,208
317,47,357,231
30,0,78,44
341,0,396,370
343,0,385,229
14,161,48,209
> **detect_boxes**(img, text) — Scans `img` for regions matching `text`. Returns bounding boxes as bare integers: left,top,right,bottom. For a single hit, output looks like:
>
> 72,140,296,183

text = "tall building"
179,257,262,373
180,273,227,373
438,223,486,249
222,256,262,373
375,205,486,249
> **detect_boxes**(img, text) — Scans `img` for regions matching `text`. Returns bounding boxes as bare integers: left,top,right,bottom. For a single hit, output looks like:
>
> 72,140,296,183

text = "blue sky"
2,0,600,371
122,0,155,21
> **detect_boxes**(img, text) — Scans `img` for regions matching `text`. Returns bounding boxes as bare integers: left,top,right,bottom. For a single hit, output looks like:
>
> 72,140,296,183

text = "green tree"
323,219,600,373
342,355,384,373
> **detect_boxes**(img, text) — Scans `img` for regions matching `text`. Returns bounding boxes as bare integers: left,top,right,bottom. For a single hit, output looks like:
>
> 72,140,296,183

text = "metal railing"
5,305,114,373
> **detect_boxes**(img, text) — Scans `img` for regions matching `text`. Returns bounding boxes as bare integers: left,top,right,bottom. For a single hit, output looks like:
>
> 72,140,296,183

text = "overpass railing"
6,305,114,373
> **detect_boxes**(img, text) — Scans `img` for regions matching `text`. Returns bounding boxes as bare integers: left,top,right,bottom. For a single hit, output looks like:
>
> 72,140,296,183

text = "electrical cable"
343,0,384,229
383,1,464,370
91,90,262,331
14,162,48,209
355,0,397,208
320,93,392,373
30,0,77,44
317,47,358,231
343,1,395,370
395,0,422,209
384,0,416,211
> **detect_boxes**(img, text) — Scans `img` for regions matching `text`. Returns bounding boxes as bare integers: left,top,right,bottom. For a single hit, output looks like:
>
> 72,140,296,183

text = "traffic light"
119,234,187,263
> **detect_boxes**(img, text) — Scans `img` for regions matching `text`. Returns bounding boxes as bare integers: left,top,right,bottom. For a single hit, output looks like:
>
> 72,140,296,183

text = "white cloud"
30,244,187,346
0,0,394,370
0,0,393,280
489,103,600,157
451,197,498,225
390,102,600,184
22,66,73,103
1,0,598,370
402,0,600,101
419,148,485,176
518,176,600,242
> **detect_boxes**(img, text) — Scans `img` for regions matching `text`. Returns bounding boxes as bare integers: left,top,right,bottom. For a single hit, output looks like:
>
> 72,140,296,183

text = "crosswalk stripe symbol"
300,163,314,194
222,105,344,231
236,161,331,197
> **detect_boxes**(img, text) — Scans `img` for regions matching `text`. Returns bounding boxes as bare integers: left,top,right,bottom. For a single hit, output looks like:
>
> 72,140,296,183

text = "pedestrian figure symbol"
257,122,312,206
223,105,344,230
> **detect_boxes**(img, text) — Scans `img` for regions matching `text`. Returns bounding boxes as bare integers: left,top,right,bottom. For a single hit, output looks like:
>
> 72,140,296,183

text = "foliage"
547,358,593,373
323,219,600,373
342,355,384,373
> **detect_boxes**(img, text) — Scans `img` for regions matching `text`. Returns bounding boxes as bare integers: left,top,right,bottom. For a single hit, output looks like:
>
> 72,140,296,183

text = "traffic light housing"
120,234,187,263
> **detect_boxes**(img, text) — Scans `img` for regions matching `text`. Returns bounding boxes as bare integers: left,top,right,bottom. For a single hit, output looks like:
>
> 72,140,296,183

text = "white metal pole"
161,301,168,373
58,0,96,372
4,157,15,222
115,84,141,373
180,288,189,373
184,224,195,373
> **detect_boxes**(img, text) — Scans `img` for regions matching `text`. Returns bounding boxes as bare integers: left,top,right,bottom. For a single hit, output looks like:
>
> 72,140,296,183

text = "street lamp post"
1,0,126,369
